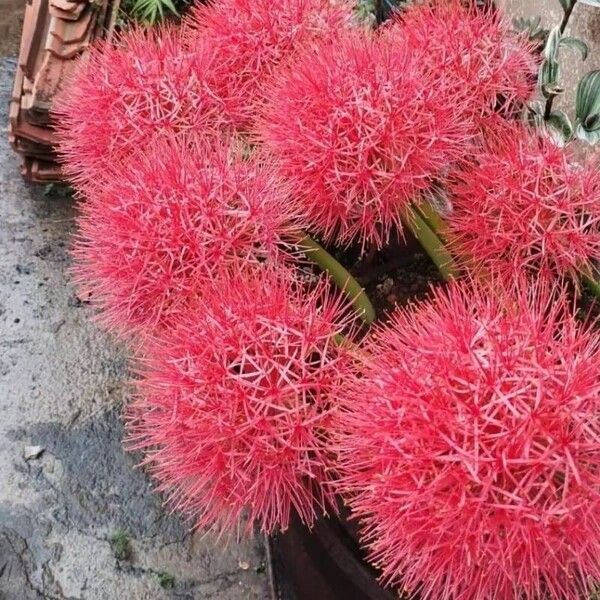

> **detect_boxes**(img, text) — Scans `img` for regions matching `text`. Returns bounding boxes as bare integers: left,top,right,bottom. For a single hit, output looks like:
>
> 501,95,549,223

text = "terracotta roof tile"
9,0,120,183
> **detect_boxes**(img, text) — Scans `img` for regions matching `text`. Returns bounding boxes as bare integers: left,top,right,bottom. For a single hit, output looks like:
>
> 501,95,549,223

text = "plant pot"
265,235,433,600
267,508,397,600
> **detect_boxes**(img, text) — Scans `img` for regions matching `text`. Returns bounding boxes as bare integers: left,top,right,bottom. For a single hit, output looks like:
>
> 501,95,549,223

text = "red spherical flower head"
183,0,356,132
387,0,537,136
449,123,600,284
72,134,301,340
53,26,236,190
336,279,600,600
259,31,471,249
127,267,359,535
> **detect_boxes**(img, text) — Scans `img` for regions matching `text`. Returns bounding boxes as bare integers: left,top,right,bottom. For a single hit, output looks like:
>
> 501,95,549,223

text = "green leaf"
513,15,540,32
527,101,545,129
560,36,589,60
576,123,600,144
543,26,561,62
512,16,527,31
579,0,600,7
157,572,176,590
512,15,549,43
539,59,561,98
354,0,376,24
161,0,178,14
531,28,550,42
576,71,600,119
575,70,600,142
127,0,178,23
546,110,573,145
529,15,541,30
584,113,600,131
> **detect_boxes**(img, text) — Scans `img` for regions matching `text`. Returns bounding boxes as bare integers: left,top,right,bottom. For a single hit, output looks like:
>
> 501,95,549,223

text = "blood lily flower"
448,124,600,284
387,0,537,137
127,267,358,535
336,280,600,600
259,31,471,249
53,27,235,189
72,135,300,339
183,0,356,132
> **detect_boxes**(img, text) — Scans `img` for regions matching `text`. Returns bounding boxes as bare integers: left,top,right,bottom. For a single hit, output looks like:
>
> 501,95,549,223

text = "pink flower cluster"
128,269,357,534
184,0,356,131
336,280,600,600
53,0,600,598
54,27,234,188
388,0,537,137
259,30,470,248
72,134,299,339
448,123,600,284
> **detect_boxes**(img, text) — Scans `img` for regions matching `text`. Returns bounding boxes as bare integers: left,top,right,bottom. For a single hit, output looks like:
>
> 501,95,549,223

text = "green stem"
293,233,376,324
402,210,460,281
415,202,449,242
582,273,600,300
558,0,577,34
544,0,578,120
333,333,361,351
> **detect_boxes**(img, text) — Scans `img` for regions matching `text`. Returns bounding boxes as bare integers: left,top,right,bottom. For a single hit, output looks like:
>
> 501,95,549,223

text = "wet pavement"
0,57,269,600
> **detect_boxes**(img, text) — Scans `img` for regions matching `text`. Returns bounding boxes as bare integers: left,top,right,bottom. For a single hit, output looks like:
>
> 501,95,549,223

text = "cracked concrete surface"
0,57,269,600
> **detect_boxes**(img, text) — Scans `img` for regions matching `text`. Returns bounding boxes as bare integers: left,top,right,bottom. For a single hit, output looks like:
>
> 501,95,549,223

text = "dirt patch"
0,0,24,56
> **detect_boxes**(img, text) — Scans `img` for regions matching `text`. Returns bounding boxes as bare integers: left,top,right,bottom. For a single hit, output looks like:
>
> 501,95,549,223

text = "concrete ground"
0,0,22,56
0,57,269,599
0,1,599,599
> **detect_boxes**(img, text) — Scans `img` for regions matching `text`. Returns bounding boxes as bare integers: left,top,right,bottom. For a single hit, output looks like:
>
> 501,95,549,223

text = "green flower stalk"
583,273,600,300
401,208,460,281
292,233,377,324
